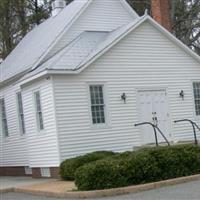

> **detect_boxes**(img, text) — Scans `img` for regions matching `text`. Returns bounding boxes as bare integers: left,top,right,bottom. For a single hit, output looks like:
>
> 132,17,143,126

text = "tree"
27,0,50,27
171,0,200,55
0,0,51,59
126,0,151,16
0,0,19,59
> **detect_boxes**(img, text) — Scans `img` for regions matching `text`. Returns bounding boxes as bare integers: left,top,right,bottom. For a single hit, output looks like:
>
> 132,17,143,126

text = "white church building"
0,0,200,178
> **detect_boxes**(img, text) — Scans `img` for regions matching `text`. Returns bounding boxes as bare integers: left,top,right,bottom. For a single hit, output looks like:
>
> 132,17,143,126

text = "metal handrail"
174,119,200,145
135,122,170,147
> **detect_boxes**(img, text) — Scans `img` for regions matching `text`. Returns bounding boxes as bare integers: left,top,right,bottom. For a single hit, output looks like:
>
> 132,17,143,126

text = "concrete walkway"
0,177,55,190
1,180,200,200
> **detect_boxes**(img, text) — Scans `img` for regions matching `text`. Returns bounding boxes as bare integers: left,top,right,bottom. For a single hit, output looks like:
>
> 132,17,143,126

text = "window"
193,82,200,115
24,166,32,175
40,167,50,177
17,92,25,134
0,98,9,137
89,85,106,124
34,91,44,130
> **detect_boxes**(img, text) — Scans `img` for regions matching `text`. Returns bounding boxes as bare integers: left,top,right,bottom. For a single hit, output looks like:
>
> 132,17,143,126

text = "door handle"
152,117,158,126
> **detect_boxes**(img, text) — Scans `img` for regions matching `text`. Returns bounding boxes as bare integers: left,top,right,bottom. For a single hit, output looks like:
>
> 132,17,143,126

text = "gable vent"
52,0,66,17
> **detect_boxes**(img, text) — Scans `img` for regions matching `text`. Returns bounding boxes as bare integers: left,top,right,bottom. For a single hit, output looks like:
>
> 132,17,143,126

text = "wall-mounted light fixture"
179,90,184,100
46,76,51,80
121,93,126,103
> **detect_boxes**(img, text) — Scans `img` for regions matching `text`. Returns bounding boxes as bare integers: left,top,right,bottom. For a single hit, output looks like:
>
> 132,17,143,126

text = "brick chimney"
151,0,172,32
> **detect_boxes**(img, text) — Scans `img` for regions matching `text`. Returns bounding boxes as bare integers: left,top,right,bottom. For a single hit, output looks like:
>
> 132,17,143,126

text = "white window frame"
0,98,9,137
16,92,26,135
193,82,200,116
88,84,108,128
34,90,44,131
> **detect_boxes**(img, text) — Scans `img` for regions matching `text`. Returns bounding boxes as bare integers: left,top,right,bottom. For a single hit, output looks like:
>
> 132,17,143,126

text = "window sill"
20,134,26,138
90,124,111,130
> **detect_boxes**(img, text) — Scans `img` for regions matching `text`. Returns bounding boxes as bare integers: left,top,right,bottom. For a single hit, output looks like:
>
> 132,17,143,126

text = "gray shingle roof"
0,0,89,82
40,31,108,70
20,21,138,81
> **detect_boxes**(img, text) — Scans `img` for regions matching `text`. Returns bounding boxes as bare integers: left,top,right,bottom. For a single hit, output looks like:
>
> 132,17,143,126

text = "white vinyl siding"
34,91,44,131
0,0,136,167
193,82,200,116
0,98,9,137
16,92,26,134
53,21,200,161
0,83,28,167
22,78,60,167
89,85,106,124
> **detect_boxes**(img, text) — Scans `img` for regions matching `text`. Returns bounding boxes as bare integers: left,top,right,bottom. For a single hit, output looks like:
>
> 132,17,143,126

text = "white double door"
138,90,170,145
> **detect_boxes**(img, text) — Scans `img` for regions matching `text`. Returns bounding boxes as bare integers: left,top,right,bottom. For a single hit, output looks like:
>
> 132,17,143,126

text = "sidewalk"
0,176,55,190
15,180,76,194
0,176,76,196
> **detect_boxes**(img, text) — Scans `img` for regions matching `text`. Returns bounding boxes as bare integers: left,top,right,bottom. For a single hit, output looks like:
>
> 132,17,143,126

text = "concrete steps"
133,140,200,151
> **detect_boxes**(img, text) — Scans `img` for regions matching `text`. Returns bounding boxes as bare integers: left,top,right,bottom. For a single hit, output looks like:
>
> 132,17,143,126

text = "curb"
12,174,200,199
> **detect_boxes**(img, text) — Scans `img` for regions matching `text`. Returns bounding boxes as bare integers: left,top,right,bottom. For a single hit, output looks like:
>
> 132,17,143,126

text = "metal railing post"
156,126,171,146
153,125,159,147
174,119,199,145
192,123,198,145
135,122,170,147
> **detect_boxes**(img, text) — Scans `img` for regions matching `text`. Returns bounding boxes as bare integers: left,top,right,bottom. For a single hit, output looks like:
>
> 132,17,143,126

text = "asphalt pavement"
1,180,200,200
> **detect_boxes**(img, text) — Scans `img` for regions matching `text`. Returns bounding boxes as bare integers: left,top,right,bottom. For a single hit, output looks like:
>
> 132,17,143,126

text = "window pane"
39,112,44,130
90,85,106,124
3,119,9,137
21,114,26,134
193,82,200,116
35,91,41,111
17,92,25,134
0,98,9,137
34,91,44,130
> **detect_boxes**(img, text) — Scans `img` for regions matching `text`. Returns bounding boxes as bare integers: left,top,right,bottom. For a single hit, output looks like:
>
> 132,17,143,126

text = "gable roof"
74,15,200,74
0,0,138,84
18,20,138,83
20,15,200,84
2,1,200,87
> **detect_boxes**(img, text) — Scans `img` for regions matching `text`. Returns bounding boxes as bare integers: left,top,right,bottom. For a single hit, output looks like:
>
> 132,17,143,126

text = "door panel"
138,90,170,144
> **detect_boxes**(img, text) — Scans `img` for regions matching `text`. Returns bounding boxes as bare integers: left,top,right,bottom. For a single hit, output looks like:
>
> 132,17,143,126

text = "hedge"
60,151,116,180
75,145,200,191
75,159,128,190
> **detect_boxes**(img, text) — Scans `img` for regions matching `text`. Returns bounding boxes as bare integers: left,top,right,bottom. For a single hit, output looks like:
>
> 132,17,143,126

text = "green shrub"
147,145,200,180
74,145,200,191
75,159,127,191
60,151,116,180
121,150,161,185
